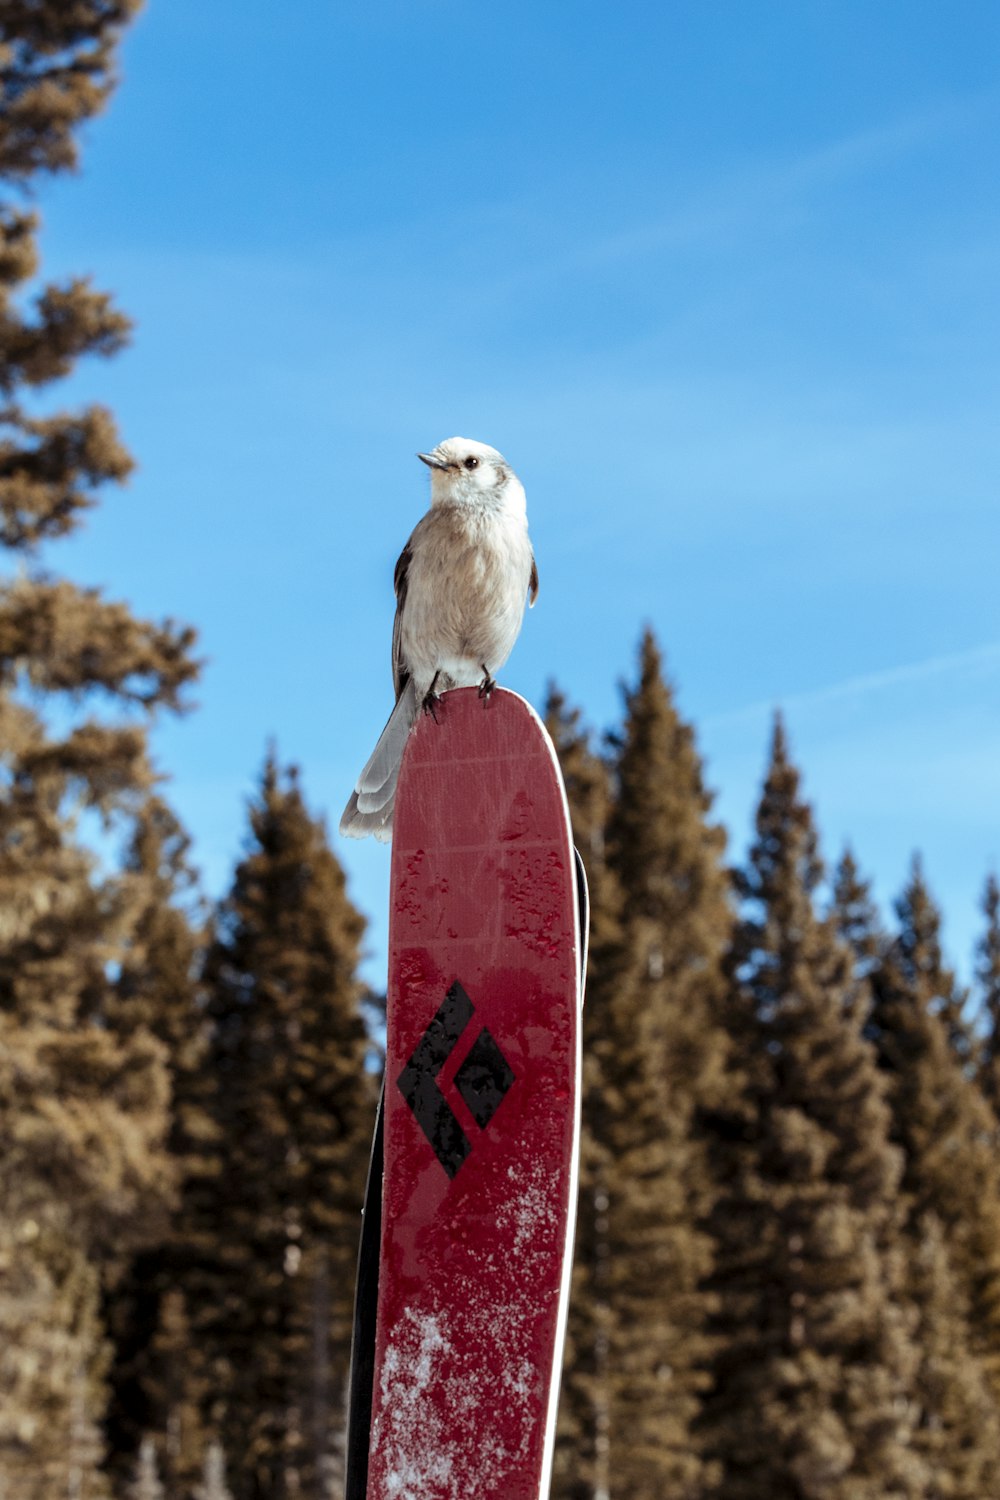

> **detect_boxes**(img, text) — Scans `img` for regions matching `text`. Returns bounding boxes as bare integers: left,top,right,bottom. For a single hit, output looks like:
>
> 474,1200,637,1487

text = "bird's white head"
417,437,525,515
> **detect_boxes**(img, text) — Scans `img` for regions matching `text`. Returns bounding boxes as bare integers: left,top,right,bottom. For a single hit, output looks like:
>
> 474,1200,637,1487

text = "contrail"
706,641,1000,730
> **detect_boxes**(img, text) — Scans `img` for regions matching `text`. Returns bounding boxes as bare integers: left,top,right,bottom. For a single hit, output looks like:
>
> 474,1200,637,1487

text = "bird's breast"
400,505,533,685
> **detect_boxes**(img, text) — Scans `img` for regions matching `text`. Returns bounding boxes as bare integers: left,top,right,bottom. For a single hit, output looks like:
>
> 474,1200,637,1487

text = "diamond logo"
454,1027,516,1129
397,981,516,1178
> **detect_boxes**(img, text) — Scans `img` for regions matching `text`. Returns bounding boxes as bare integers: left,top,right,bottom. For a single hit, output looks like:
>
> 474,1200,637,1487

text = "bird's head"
417,437,524,514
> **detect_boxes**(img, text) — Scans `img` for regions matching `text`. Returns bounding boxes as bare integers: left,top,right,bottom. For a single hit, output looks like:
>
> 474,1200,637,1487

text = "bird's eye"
464,455,479,470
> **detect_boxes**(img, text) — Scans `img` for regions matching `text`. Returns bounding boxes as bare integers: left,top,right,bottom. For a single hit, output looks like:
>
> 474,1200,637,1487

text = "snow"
376,1311,455,1500
500,1159,559,1256
370,1136,566,1494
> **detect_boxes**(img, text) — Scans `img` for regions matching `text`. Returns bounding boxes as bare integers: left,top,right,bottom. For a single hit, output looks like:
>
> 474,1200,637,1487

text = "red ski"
348,686,583,1500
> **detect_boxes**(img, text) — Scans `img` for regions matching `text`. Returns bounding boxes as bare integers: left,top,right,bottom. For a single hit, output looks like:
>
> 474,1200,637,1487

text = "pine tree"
1,0,143,547
605,633,732,1127
181,756,373,1500
0,4,199,1492
545,687,620,1500
550,633,733,1498
977,874,1000,1115
897,858,976,1068
831,849,883,987
0,1176,113,1499
701,719,926,1500
152,1288,209,1499
834,851,1000,1490
907,1212,1000,1498
868,861,1000,1414
600,632,733,1499
0,1,143,182
102,801,209,1492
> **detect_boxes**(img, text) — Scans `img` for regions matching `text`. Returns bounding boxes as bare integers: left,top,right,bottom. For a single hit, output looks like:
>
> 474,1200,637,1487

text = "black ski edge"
574,844,590,1009
344,1077,384,1500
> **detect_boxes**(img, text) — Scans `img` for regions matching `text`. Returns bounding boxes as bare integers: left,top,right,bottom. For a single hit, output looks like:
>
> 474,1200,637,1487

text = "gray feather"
338,790,394,843
339,679,417,841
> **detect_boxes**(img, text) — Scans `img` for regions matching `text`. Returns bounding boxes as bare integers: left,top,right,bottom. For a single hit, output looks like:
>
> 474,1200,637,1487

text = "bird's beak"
417,452,454,470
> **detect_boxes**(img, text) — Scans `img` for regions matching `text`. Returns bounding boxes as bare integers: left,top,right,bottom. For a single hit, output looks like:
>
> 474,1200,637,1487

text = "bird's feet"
422,672,442,723
478,664,496,701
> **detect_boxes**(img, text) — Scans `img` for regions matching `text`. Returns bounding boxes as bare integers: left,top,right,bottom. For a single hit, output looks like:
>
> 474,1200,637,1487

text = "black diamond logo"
454,1027,515,1129
397,981,516,1178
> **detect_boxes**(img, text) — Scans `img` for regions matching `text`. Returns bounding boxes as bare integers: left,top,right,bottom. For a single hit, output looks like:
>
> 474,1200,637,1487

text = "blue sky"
30,0,1000,986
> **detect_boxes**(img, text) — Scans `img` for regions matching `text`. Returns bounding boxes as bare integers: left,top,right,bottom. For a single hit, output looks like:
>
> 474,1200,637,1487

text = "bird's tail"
339,678,418,843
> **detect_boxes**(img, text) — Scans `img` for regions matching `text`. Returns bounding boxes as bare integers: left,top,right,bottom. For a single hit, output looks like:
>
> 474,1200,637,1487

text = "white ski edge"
519,692,585,1500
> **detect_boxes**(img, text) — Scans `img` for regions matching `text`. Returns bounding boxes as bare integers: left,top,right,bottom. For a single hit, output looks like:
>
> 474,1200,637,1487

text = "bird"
339,437,538,843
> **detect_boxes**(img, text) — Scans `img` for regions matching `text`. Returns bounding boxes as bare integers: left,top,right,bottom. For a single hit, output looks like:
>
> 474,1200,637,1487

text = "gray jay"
339,437,538,843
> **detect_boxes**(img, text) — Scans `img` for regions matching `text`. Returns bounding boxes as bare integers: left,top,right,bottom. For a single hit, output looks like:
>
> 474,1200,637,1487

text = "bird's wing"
391,533,414,699
529,548,539,607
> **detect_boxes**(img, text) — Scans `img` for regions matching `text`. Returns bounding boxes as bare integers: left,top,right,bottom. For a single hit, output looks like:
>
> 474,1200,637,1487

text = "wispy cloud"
705,641,1000,730
572,94,994,273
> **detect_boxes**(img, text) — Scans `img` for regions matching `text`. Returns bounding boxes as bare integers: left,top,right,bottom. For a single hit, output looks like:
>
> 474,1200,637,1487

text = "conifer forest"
3,6,1000,1500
